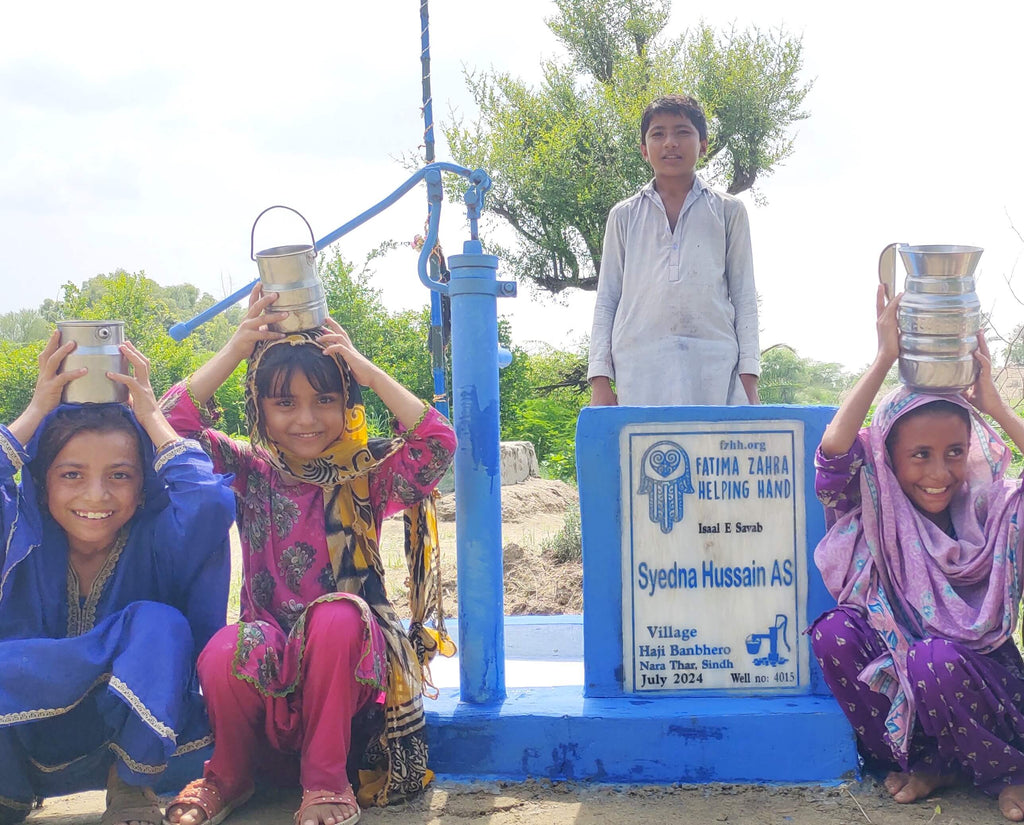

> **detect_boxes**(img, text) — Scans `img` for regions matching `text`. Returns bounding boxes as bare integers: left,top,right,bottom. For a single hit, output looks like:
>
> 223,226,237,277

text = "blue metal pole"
448,240,510,703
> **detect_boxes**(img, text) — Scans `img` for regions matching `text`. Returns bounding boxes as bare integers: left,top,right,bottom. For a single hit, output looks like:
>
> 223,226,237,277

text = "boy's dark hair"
255,342,345,400
885,399,971,456
641,94,708,144
30,405,142,500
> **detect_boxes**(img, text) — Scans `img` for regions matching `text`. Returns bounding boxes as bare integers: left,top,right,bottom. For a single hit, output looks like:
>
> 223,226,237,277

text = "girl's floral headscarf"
815,385,1023,764
245,330,452,805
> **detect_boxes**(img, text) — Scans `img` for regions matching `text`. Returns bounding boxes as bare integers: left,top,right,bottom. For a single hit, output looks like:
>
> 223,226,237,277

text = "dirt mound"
437,477,581,615
385,477,582,617
435,477,578,523
501,538,582,615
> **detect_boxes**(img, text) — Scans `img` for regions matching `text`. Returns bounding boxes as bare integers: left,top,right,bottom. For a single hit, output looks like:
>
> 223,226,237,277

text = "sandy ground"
28,776,1016,825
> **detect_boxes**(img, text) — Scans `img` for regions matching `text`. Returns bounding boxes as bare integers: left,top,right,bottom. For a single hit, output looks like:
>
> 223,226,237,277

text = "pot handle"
251,205,317,261
877,242,904,301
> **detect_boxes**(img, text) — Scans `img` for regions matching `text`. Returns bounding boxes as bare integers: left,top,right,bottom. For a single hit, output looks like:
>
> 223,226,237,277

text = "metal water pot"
57,320,129,404
251,206,327,333
878,243,983,393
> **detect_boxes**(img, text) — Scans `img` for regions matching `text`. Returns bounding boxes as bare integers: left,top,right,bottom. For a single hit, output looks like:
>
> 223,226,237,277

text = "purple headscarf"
815,386,1024,760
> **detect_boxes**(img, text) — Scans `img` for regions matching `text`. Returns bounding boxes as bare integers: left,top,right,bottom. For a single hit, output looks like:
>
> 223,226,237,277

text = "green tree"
0,342,44,425
445,0,811,294
498,319,533,434
319,252,433,434
0,309,50,345
41,270,172,345
1001,323,1024,366
37,270,208,396
500,343,589,482
39,269,243,354
758,345,852,406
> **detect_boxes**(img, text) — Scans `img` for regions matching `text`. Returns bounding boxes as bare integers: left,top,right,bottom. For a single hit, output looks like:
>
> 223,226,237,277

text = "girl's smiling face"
259,370,347,459
45,429,143,555
888,410,970,527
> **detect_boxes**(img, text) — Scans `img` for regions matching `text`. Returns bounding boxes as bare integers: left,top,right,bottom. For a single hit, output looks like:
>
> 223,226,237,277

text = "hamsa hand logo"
637,440,694,534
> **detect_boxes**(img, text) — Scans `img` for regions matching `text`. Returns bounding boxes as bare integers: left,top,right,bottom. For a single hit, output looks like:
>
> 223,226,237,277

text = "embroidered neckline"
66,528,129,637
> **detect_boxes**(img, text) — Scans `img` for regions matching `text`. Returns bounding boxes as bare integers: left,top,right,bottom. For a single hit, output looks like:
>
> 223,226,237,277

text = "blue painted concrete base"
425,686,857,785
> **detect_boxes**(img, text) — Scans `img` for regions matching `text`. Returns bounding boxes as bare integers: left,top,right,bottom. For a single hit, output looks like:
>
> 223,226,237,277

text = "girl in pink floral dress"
161,288,455,825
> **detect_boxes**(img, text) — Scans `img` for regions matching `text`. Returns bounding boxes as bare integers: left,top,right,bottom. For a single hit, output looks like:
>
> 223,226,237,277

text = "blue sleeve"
149,439,236,652
0,426,31,576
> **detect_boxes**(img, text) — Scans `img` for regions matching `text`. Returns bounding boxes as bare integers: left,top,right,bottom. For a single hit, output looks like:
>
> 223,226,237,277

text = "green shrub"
543,507,582,564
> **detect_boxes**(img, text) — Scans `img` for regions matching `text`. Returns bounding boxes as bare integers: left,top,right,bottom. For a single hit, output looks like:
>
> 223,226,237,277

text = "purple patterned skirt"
811,606,1024,794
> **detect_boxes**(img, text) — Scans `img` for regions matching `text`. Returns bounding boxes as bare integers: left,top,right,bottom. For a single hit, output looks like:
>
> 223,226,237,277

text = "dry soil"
31,776,1014,825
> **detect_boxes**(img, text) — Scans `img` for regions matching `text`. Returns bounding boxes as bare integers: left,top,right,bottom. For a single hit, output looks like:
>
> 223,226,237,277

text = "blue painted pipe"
168,163,488,341
168,278,259,341
449,239,513,704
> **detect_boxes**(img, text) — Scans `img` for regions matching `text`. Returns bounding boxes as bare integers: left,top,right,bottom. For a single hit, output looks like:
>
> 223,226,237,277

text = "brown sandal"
293,788,360,825
101,774,162,825
161,778,254,825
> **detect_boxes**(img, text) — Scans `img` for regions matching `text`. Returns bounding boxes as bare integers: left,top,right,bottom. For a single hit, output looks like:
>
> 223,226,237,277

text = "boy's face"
641,112,707,182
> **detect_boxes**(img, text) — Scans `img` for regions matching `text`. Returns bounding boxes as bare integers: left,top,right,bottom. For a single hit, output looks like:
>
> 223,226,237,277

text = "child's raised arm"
320,318,427,430
187,284,286,405
964,331,1024,456
820,285,900,458
8,331,84,447
108,341,179,449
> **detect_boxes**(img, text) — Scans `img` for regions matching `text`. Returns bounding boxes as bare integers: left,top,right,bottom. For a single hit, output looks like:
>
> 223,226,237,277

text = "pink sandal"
293,788,360,825
162,778,254,825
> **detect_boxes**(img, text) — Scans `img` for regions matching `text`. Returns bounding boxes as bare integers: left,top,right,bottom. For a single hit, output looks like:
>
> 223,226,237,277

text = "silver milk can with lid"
57,320,130,404
251,205,327,333
878,243,983,393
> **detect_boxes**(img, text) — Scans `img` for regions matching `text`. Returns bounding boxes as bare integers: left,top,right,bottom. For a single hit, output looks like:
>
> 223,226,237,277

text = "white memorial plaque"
621,421,808,692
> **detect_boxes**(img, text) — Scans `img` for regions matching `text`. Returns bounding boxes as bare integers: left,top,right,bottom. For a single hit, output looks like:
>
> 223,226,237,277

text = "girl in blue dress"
0,333,235,825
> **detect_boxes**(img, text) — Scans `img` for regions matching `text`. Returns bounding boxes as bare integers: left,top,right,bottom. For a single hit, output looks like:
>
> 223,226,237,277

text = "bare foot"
164,778,253,825
999,785,1024,821
163,805,205,825
883,770,956,803
296,789,360,825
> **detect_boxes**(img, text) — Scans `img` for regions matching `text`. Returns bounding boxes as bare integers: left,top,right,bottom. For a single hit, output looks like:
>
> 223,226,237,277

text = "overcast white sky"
3,1,1023,371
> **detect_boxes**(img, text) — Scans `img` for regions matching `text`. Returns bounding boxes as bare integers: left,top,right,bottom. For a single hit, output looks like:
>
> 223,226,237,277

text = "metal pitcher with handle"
251,205,327,333
878,243,983,393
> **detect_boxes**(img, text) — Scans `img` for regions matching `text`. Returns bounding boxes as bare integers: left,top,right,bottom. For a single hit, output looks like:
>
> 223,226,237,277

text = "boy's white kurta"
588,176,759,406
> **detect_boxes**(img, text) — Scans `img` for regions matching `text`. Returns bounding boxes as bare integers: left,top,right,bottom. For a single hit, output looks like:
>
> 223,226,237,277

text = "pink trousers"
197,599,381,798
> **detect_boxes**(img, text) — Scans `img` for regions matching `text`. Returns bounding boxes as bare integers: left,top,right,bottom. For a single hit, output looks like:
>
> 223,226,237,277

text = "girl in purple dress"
811,286,1024,821
161,287,455,825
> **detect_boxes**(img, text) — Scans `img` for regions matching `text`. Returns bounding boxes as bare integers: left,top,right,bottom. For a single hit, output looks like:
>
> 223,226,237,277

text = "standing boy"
588,94,760,406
